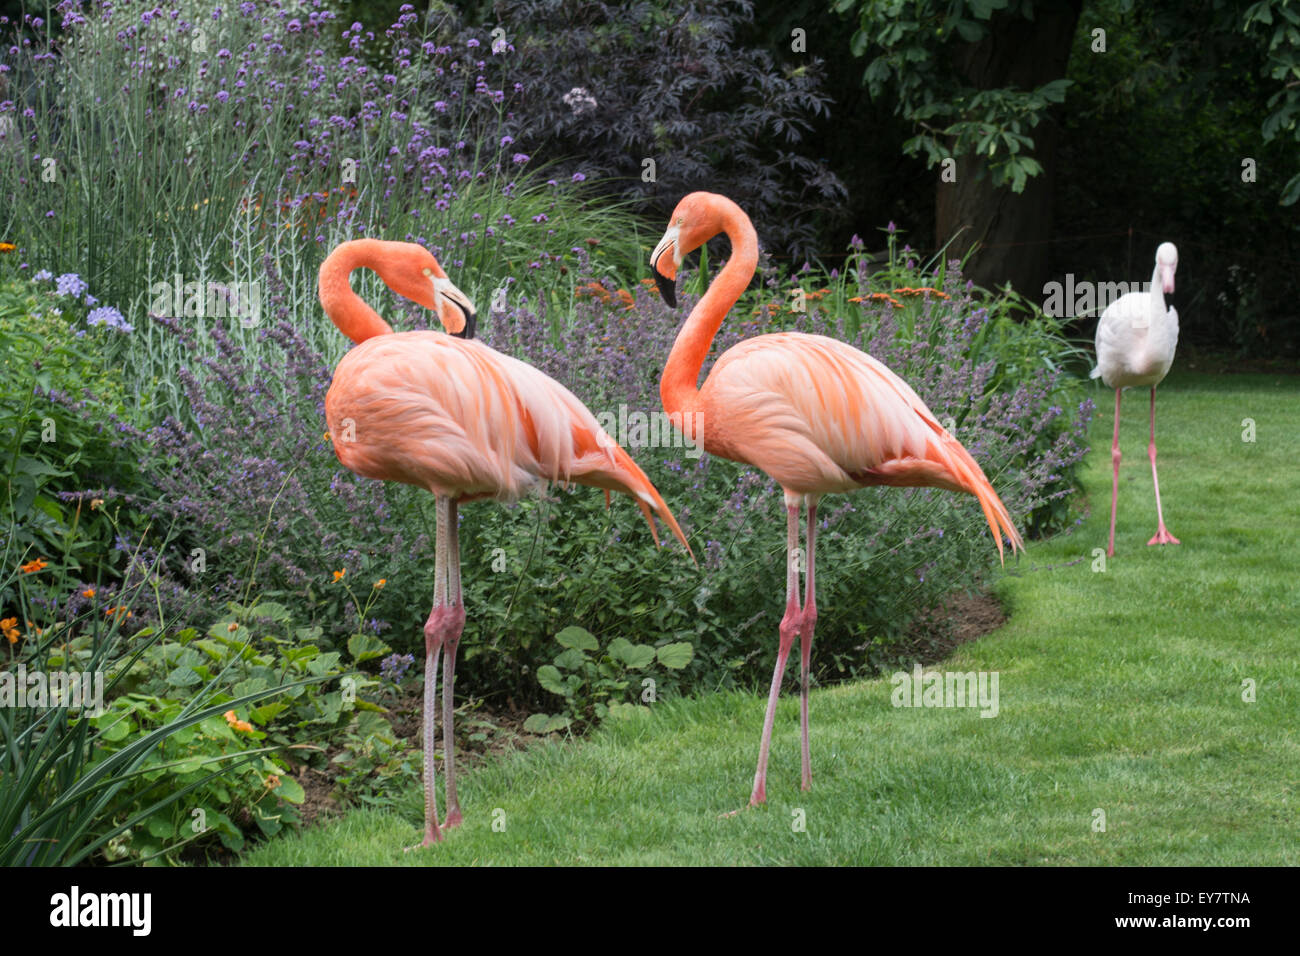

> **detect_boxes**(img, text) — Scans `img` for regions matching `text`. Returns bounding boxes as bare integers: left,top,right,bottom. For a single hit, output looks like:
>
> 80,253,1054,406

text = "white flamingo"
1091,242,1180,556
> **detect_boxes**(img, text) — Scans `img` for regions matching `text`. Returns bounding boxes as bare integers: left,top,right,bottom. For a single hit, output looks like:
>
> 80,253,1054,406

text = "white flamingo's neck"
1148,261,1166,325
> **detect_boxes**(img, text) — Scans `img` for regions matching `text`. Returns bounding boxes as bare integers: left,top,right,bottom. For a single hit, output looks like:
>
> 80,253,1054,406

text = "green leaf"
145,814,175,839
347,633,391,663
553,647,587,671
554,625,598,651
274,776,305,805
536,665,569,697
247,602,291,623
656,642,694,670
165,665,202,688
608,638,656,669
523,713,571,733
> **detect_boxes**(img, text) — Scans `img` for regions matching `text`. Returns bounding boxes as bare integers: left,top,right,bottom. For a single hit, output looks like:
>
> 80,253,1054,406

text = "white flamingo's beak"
1160,264,1175,294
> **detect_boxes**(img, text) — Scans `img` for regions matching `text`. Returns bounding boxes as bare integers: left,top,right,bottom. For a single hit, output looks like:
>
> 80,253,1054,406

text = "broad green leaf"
608,638,656,669
554,625,598,651
536,664,569,697
274,776,305,804
656,642,694,669
347,633,391,663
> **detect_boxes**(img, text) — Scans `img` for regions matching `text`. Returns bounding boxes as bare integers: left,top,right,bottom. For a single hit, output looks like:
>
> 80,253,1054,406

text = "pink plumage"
319,239,688,849
651,192,1023,811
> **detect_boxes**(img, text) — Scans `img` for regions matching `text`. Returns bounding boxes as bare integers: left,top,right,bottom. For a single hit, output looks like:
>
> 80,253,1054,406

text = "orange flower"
90,498,104,510
0,242,16,253
82,588,96,599
19,558,48,574
1,618,19,644
332,569,346,582
104,606,132,619
264,774,281,789
224,710,254,733
614,288,634,309
373,579,387,590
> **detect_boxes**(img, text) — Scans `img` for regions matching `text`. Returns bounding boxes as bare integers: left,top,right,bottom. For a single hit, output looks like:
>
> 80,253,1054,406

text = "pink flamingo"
1091,242,1180,556
319,239,691,848
650,193,1023,810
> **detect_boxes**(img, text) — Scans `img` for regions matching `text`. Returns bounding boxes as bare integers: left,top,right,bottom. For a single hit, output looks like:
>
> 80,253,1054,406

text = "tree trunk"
936,2,1083,295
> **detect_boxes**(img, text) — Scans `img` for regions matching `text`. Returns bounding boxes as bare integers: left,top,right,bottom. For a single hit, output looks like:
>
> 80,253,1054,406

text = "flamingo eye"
421,268,432,277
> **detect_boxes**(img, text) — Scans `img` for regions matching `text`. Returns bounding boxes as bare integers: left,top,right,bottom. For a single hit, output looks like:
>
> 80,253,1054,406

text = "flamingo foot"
404,826,443,851
1147,527,1180,546
441,809,463,831
721,785,767,818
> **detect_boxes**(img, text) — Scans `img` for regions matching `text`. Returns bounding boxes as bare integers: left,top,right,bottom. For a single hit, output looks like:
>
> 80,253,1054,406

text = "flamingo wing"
701,332,1022,558
326,332,690,555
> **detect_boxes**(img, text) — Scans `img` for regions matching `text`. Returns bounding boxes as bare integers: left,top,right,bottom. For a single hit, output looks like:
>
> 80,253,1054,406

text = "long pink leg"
1146,387,1180,546
407,496,450,850
744,500,802,809
1107,388,1122,557
441,498,467,830
799,498,818,792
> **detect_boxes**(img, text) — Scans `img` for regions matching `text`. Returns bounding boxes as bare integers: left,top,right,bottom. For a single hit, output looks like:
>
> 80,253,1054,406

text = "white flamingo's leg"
1107,388,1122,557
441,498,466,829
1146,387,1180,546
799,498,819,792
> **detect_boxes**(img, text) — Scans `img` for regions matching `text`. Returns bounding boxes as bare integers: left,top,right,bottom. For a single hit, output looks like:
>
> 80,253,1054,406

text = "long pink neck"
659,200,759,418
319,239,396,344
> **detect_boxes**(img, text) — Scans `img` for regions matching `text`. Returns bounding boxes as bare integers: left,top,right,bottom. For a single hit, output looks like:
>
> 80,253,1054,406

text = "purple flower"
55,273,89,297
86,306,134,333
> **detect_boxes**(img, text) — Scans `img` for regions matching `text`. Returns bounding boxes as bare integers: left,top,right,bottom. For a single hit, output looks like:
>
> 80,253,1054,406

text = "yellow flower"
333,569,346,582
1,618,19,644
90,498,104,510
373,578,386,590
0,242,17,253
20,558,48,574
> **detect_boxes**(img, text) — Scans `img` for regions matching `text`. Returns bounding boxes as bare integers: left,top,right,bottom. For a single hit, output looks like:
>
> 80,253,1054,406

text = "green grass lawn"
241,370,1299,865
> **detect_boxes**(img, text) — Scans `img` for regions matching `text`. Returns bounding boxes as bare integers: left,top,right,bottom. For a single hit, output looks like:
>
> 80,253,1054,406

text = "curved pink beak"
1160,264,1175,294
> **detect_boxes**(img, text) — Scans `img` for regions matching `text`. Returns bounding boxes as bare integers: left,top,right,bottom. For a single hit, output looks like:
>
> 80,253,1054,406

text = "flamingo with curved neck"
319,239,691,848
1091,242,1181,556
651,193,1023,811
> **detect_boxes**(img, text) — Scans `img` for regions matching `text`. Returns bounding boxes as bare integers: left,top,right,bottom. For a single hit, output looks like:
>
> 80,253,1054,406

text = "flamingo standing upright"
649,193,1024,810
1091,242,1180,556
319,239,691,848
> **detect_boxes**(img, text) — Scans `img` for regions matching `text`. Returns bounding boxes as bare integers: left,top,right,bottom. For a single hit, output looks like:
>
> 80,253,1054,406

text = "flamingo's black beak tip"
451,306,477,340
653,269,677,309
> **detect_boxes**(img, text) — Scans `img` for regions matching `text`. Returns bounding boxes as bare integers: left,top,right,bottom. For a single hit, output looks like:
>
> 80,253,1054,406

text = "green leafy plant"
526,625,693,733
